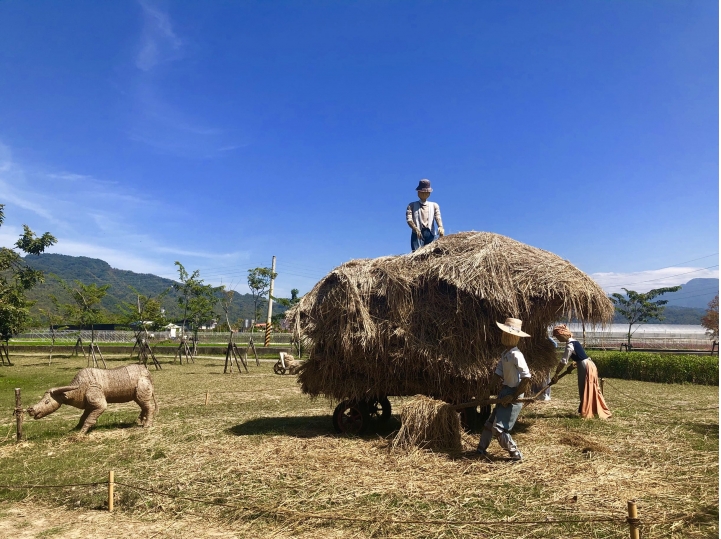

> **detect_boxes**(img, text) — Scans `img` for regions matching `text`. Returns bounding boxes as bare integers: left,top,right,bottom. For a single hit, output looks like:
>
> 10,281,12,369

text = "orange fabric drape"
580,360,612,420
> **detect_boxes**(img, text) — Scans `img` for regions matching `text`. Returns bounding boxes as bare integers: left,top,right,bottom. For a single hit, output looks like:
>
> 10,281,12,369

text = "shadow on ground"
228,414,403,438
688,422,719,438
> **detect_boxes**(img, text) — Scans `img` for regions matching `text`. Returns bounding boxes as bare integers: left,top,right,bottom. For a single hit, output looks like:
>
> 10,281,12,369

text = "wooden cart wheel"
458,406,477,433
367,396,392,422
332,400,369,435
273,363,286,375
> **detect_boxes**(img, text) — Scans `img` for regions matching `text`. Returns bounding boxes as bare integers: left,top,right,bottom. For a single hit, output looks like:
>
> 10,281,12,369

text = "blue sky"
0,1,718,301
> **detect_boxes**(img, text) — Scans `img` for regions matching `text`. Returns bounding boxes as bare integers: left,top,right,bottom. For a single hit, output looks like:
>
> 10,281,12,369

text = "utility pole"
264,256,276,347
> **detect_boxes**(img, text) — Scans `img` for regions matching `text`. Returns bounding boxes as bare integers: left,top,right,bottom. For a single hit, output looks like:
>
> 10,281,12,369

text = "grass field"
0,353,717,538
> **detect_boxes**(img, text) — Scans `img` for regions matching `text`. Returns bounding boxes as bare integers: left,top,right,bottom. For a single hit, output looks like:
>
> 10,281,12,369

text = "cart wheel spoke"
332,400,369,435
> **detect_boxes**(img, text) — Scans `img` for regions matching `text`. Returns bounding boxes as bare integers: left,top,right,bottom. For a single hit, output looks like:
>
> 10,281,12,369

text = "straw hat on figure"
476,318,532,461
552,325,611,419
406,179,444,252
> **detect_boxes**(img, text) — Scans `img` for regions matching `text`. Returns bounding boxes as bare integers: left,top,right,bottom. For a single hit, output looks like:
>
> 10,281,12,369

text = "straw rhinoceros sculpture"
27,364,157,434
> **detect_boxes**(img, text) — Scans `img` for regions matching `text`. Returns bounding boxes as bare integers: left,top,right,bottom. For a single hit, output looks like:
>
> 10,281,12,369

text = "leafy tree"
273,288,302,330
218,286,236,332
701,294,719,340
275,288,301,309
62,280,111,345
119,286,169,336
173,262,219,342
610,286,682,347
38,294,64,363
0,204,57,349
247,267,276,329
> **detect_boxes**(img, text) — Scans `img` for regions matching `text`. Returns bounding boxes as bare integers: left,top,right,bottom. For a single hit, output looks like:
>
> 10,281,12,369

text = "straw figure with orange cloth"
552,324,611,419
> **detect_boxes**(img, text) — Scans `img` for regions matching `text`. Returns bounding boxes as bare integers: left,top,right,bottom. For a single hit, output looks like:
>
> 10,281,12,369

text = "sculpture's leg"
75,409,91,431
80,387,107,434
135,377,156,427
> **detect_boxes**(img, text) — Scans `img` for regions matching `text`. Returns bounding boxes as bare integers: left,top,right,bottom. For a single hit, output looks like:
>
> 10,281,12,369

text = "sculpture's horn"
50,385,79,395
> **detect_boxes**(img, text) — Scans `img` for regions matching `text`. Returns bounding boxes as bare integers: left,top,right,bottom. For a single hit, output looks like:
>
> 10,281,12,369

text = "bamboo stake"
627,500,639,539
205,391,209,406
108,471,114,512
14,388,23,442
265,255,276,347
96,344,107,369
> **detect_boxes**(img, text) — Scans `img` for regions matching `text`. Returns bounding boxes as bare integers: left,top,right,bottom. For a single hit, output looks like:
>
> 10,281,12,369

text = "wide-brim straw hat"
415,179,432,192
496,317,530,337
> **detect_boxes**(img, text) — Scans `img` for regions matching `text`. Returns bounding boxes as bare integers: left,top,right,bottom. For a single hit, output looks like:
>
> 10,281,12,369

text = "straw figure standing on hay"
406,179,444,252
552,324,611,419
476,318,532,461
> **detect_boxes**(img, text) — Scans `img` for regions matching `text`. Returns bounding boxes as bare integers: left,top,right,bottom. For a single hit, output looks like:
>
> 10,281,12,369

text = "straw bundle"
391,395,462,452
289,232,613,404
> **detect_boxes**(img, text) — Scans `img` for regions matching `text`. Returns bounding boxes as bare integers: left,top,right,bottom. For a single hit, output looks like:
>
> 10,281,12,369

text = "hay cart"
273,352,303,375
331,394,488,436
288,232,613,436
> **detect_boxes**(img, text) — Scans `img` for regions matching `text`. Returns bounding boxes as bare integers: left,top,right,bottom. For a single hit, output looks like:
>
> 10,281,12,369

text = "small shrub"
592,351,718,385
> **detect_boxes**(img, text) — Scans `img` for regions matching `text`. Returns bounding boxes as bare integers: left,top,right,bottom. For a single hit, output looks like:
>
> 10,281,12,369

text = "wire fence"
11,328,718,351
10,330,294,345
0,474,646,534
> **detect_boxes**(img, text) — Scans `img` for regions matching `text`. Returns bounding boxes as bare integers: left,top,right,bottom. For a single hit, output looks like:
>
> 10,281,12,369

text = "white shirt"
406,200,443,231
560,338,580,365
494,347,532,388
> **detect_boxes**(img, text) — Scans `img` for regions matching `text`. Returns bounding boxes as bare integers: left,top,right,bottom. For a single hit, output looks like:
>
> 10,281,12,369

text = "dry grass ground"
0,353,717,538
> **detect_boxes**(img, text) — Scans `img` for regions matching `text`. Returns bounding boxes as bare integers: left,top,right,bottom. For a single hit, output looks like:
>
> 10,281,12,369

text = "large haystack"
289,232,613,404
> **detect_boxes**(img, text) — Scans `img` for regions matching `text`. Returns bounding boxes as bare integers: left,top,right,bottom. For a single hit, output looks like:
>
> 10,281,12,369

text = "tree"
247,267,276,330
119,287,168,335
37,294,64,364
62,280,111,345
119,287,169,370
173,262,219,342
275,288,301,309
0,204,57,360
610,286,682,347
701,294,719,340
273,288,301,329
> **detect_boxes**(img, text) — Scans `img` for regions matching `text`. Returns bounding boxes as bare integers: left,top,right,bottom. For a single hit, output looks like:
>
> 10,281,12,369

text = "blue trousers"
478,386,523,454
411,227,436,252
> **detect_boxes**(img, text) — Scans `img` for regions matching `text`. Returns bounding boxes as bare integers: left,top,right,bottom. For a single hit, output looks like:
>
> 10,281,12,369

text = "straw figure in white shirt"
406,179,444,252
476,318,532,461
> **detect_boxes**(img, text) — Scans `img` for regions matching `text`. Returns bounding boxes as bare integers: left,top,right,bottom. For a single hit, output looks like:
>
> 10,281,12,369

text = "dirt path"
0,502,241,539
0,501,357,539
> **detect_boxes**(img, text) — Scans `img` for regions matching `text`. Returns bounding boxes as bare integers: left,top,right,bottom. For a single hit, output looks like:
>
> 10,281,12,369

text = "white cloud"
136,0,182,72
155,246,251,260
592,266,719,294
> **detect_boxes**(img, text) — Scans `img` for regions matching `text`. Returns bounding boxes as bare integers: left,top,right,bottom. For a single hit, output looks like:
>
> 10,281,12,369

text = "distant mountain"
663,278,718,309
22,253,280,325
612,305,706,325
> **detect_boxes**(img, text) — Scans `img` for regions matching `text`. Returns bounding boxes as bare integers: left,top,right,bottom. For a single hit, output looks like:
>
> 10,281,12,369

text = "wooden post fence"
627,500,639,539
108,471,114,512
14,388,23,442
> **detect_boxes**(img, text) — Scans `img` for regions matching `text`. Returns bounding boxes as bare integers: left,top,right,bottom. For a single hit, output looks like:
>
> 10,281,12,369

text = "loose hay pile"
289,232,613,405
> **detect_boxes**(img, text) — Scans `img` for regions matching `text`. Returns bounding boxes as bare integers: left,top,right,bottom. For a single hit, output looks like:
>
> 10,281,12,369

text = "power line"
620,265,718,287
653,253,718,269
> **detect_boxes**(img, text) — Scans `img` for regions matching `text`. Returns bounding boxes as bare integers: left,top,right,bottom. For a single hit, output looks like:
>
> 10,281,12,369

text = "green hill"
612,305,706,325
22,254,276,326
